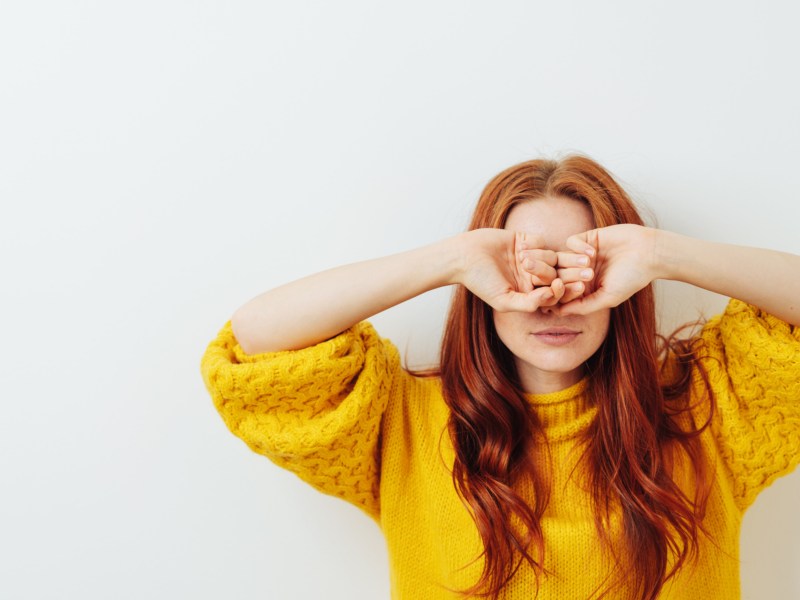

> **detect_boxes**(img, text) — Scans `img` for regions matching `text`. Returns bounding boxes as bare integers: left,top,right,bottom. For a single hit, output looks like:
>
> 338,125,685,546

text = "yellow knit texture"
200,299,800,599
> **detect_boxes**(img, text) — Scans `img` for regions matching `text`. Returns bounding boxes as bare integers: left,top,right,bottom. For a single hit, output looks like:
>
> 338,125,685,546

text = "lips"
534,327,580,335
532,327,581,346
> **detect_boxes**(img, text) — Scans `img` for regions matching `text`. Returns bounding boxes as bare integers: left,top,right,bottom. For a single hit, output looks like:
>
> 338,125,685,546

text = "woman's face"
492,195,611,394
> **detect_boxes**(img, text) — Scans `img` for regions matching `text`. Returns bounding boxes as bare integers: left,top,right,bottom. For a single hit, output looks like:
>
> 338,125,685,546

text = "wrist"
649,228,671,281
424,233,467,288
652,229,700,282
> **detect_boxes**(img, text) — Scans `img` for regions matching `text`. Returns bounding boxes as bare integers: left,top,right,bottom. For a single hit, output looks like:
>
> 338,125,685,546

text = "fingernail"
585,247,595,257
577,255,589,266
580,269,592,279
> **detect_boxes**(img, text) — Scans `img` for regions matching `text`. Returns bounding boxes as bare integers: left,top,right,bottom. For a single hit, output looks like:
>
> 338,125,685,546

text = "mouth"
532,327,581,346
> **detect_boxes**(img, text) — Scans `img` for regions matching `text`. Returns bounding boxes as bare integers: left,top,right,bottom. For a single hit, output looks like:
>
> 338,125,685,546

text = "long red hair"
429,155,717,599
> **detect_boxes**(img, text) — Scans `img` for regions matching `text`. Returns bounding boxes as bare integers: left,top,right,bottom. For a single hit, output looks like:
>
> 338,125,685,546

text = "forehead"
503,196,593,251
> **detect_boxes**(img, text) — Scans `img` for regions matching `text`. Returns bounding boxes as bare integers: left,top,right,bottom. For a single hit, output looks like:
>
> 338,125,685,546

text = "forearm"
655,230,800,326
231,236,463,354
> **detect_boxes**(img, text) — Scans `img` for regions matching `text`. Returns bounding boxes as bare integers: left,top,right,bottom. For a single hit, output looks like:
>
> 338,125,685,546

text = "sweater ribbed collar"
524,377,596,442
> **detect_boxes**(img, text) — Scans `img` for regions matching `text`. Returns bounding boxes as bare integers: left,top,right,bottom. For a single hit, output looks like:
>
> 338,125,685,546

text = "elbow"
230,308,260,355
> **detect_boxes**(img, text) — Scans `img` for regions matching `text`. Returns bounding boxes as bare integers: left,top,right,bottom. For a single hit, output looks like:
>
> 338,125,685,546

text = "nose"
539,303,557,316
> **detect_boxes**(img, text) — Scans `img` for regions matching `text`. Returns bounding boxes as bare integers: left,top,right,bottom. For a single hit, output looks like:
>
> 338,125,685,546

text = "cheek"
587,311,612,347
492,311,525,345
493,312,510,337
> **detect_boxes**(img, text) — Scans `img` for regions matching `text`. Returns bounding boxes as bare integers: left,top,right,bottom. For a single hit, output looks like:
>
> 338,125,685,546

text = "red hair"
427,155,717,599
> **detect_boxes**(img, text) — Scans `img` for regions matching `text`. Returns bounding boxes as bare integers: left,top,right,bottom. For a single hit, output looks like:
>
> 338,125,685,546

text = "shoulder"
383,370,451,450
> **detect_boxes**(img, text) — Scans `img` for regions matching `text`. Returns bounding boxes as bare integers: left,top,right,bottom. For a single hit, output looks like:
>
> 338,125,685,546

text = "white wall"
2,1,798,598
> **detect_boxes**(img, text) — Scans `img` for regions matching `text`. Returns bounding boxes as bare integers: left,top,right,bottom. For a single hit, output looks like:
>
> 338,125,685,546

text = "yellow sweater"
199,299,800,599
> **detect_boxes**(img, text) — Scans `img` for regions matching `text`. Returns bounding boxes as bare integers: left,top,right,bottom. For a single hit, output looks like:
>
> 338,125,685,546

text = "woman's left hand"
527,223,800,326
553,224,659,315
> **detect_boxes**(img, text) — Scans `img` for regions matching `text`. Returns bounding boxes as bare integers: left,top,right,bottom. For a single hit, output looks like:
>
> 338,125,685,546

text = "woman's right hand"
232,228,594,354
455,229,589,313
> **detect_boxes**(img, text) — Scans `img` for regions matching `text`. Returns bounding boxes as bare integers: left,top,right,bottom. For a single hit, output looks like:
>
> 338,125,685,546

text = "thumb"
495,286,555,313
555,289,620,316
565,230,598,258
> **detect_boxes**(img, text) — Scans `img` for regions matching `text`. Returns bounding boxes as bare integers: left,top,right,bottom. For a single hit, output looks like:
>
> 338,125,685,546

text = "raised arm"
231,236,461,354
231,229,589,354
554,224,800,326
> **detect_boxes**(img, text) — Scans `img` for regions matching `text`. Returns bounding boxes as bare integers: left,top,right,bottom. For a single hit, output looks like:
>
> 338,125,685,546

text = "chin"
510,337,607,381
512,349,583,374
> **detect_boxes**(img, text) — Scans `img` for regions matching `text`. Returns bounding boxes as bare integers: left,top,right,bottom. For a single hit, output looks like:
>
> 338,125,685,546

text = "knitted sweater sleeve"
696,298,800,512
199,320,403,522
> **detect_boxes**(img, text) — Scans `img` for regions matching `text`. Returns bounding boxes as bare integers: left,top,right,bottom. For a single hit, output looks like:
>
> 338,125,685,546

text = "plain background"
2,1,798,598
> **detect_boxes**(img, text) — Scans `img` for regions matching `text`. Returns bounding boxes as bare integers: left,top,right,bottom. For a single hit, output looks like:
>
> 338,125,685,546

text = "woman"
200,155,800,599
